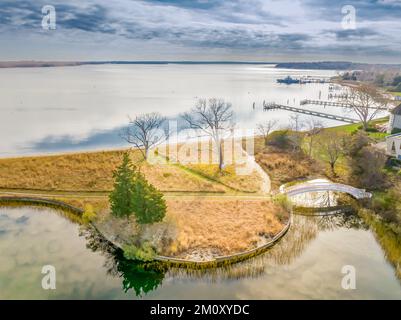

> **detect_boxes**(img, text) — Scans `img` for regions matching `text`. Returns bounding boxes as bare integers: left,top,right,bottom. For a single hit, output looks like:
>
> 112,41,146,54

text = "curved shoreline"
0,196,291,269
154,218,291,268
0,196,84,215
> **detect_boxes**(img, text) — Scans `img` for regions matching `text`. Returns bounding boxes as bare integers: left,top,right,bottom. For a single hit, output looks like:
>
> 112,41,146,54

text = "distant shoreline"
0,61,276,69
1,60,400,70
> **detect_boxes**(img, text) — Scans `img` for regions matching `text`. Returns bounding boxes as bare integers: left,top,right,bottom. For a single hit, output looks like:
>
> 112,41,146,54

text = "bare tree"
305,117,323,156
182,98,234,171
289,113,304,131
318,131,345,176
257,119,278,146
340,83,388,130
121,112,168,160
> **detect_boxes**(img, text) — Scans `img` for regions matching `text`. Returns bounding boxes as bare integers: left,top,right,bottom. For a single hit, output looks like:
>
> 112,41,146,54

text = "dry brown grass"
49,195,288,258
0,149,229,193
164,199,288,257
0,143,264,193
157,139,264,193
255,145,322,190
184,163,263,192
0,150,128,191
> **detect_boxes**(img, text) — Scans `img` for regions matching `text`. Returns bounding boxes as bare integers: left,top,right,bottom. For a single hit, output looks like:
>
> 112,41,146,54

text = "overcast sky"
1,0,401,63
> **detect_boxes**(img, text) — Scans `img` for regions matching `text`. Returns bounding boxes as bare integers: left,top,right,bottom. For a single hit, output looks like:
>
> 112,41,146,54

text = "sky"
0,0,401,63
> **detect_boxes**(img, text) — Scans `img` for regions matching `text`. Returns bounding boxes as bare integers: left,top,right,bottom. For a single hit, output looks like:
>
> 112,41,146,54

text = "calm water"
0,64,379,157
1,206,400,300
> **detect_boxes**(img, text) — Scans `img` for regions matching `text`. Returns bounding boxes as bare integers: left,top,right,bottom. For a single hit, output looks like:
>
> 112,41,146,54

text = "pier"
301,99,388,110
263,102,359,124
299,77,330,84
300,99,351,108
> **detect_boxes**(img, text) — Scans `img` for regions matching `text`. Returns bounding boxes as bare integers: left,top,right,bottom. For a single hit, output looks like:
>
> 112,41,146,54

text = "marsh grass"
165,199,288,257
255,144,321,190
0,147,261,193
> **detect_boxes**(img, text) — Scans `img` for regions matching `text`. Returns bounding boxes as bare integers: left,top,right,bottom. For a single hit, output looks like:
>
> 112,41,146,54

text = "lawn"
325,117,389,141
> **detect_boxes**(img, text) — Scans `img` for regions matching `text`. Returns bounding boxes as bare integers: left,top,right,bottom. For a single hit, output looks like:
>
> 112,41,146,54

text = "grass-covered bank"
0,142,288,262
0,147,262,194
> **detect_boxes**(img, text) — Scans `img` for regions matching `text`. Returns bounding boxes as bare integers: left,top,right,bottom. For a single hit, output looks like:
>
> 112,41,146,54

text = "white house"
388,103,401,134
386,133,401,160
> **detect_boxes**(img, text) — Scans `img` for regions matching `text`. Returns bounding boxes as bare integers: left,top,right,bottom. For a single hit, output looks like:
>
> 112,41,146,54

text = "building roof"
391,103,401,115
386,132,401,140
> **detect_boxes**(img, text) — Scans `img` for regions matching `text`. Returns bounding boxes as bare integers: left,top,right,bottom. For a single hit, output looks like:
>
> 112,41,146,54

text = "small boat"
277,76,300,84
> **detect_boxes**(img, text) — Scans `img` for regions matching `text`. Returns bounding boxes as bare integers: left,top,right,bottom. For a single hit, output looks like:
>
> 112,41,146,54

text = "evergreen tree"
109,152,136,218
132,170,166,224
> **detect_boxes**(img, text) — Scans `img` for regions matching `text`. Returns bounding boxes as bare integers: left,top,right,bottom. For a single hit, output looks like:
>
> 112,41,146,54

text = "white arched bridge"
279,179,372,200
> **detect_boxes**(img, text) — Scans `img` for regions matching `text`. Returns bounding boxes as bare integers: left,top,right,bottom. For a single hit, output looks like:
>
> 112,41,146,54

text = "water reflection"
80,211,369,295
164,213,368,281
81,226,165,297
290,190,338,208
1,205,400,299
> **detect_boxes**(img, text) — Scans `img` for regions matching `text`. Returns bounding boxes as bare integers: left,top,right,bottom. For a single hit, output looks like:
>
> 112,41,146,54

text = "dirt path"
0,144,272,200
0,188,271,200
239,144,271,194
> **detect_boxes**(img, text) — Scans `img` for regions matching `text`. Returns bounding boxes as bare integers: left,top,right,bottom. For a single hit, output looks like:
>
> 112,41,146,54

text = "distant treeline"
0,61,271,68
1,60,401,70
275,61,401,71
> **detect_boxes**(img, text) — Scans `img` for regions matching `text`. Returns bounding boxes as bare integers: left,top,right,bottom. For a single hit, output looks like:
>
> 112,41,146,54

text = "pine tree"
109,152,136,218
132,170,166,224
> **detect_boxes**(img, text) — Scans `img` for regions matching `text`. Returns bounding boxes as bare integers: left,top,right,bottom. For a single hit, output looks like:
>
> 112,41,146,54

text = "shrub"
266,130,301,151
347,145,387,189
123,242,156,262
371,191,400,224
273,194,292,213
391,75,401,86
266,130,290,148
357,125,378,133
82,204,97,223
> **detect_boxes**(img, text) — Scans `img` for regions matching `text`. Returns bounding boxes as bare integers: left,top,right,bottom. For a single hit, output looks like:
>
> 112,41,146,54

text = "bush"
357,125,378,133
273,194,292,213
347,146,387,189
371,191,400,223
391,128,401,135
123,242,156,262
266,130,301,151
391,75,401,86
82,204,97,223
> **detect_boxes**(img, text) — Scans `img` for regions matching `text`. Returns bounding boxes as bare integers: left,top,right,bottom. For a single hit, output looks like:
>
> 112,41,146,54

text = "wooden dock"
301,99,388,110
263,103,359,124
300,99,351,108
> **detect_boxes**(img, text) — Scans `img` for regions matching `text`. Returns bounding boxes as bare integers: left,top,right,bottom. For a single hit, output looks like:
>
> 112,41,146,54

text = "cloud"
326,28,379,40
0,0,400,62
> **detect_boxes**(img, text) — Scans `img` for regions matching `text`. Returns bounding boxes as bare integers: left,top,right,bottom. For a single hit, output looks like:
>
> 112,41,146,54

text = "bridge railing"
281,182,372,199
